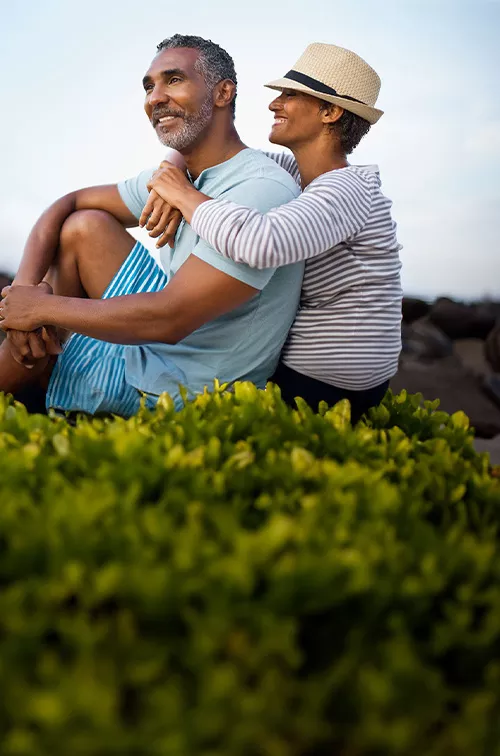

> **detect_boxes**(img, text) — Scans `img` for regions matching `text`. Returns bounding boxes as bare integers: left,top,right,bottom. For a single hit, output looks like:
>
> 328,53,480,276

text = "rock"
402,297,430,324
482,374,500,410
390,358,500,438
401,317,453,360
485,322,500,372
473,435,500,466
453,338,492,378
429,297,499,340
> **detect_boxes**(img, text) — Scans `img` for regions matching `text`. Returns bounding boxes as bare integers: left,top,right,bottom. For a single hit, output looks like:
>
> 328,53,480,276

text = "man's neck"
182,122,247,180
291,138,348,189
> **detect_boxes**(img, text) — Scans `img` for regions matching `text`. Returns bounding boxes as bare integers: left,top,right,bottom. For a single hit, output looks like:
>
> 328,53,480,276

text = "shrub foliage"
0,384,500,756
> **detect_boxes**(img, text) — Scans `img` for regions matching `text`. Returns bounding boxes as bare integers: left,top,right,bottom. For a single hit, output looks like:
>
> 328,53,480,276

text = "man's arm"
14,185,138,287
1,256,258,344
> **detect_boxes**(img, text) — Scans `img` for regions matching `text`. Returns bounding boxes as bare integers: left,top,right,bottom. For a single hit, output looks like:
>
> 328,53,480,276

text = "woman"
143,43,402,422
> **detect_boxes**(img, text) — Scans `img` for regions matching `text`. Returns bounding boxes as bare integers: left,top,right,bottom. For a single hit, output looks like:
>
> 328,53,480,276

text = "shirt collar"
187,148,251,187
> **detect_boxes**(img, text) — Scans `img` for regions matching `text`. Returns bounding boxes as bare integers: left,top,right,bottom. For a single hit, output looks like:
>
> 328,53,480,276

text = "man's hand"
139,188,182,250
2,282,62,365
0,283,52,333
7,328,58,367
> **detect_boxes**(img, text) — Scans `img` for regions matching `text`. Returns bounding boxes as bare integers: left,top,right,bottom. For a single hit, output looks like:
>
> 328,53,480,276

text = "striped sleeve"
263,151,301,185
191,170,374,269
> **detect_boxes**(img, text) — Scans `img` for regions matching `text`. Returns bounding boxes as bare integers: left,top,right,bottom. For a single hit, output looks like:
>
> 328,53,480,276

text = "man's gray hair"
156,34,237,117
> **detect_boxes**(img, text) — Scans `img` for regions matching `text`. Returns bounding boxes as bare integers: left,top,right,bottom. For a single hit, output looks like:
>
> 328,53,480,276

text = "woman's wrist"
178,190,212,224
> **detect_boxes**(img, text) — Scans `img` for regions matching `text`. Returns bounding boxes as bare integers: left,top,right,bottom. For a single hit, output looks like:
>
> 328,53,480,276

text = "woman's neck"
291,140,348,189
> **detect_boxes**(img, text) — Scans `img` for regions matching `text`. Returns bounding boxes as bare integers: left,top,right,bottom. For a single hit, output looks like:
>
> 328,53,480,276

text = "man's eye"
169,77,182,84
144,84,153,93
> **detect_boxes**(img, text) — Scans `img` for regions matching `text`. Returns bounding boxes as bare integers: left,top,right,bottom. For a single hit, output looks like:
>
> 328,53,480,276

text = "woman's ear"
320,103,344,124
214,80,237,110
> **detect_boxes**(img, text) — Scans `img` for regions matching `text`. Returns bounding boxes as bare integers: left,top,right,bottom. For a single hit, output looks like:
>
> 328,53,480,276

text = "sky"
1,0,499,300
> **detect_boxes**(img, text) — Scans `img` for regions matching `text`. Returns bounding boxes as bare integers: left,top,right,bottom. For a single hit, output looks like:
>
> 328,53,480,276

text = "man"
0,35,303,415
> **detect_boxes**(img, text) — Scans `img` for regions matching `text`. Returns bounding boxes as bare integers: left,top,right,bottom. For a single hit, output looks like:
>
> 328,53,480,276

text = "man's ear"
320,103,344,125
213,79,236,110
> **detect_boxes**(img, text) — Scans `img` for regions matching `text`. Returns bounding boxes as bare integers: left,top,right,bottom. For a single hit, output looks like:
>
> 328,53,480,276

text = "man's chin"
156,133,187,150
155,127,179,148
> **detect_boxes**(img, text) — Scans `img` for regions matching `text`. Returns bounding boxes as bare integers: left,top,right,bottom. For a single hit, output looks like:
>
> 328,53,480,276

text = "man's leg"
0,343,55,396
46,209,137,299
0,210,137,403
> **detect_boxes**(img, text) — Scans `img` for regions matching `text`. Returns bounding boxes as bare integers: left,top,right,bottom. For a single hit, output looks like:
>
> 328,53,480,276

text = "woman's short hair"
321,104,371,154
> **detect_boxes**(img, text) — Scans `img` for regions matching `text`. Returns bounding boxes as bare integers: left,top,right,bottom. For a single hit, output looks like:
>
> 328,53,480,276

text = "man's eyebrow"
142,68,187,88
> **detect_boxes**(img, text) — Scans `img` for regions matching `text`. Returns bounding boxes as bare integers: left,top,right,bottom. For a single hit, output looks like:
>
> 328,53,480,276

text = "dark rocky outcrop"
428,297,500,340
402,317,453,360
485,322,500,372
398,296,500,439
391,355,500,438
401,297,431,324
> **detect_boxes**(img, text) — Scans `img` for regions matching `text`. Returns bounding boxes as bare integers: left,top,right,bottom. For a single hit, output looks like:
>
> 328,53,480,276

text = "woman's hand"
139,189,182,249
142,161,211,230
147,160,194,207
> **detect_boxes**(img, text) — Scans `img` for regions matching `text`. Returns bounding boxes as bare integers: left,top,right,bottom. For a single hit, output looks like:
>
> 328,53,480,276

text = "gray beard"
155,95,213,150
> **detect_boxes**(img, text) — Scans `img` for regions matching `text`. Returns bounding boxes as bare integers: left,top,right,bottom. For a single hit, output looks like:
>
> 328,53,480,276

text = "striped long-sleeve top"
190,151,403,391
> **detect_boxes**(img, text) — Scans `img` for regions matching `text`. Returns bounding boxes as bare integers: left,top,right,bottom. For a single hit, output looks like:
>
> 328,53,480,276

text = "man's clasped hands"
0,160,191,366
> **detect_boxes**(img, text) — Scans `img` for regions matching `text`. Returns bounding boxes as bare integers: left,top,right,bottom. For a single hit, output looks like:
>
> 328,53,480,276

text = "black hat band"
283,70,366,104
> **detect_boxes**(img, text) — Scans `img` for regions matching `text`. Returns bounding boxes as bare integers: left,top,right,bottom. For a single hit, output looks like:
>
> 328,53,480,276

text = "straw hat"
265,43,383,125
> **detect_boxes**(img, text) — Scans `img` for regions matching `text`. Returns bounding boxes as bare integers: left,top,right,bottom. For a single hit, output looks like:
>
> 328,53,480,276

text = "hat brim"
265,77,384,125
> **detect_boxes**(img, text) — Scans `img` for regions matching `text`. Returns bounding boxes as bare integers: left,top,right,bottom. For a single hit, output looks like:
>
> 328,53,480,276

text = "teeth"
274,118,286,124
159,116,177,123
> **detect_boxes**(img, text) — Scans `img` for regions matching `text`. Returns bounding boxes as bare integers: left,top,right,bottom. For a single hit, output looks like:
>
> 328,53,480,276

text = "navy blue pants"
270,361,389,423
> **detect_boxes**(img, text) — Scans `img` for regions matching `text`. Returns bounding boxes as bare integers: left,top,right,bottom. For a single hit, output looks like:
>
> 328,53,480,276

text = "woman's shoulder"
305,164,381,199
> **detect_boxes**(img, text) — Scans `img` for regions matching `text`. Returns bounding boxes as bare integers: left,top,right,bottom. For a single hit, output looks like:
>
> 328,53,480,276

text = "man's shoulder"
217,148,300,199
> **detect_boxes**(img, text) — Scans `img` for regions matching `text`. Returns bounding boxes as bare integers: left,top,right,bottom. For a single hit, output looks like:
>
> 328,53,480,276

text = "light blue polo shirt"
117,148,303,407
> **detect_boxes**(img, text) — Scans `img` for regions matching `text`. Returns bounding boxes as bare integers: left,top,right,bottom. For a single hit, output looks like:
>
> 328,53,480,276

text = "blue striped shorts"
46,241,168,417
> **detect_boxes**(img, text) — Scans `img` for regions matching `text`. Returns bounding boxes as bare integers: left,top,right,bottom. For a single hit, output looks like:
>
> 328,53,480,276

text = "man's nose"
149,84,169,107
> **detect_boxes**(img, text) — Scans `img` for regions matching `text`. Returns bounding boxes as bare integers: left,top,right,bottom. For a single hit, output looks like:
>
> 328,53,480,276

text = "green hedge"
0,384,499,756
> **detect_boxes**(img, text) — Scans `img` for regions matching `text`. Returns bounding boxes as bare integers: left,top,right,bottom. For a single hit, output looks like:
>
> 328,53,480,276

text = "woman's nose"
269,95,284,112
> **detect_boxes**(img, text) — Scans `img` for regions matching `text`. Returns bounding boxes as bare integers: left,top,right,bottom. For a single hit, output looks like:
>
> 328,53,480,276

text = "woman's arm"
147,162,374,269
189,170,374,268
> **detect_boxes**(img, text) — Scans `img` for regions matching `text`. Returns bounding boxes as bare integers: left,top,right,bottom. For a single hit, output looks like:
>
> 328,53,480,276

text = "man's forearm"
42,292,182,345
14,194,78,286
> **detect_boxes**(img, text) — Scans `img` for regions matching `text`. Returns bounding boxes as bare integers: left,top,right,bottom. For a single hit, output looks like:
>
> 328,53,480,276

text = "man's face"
143,47,214,151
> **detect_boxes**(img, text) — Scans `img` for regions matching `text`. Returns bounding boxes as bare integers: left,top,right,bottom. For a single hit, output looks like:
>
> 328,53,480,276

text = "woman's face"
268,89,333,148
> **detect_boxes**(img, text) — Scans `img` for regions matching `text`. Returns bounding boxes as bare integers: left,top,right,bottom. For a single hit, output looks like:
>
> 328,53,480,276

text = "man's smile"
152,112,184,127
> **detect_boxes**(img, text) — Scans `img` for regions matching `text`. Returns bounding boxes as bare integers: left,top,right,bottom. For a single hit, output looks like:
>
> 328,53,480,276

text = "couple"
0,34,402,421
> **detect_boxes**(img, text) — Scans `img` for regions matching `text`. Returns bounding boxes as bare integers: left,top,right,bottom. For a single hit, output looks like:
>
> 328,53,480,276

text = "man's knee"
60,209,116,249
